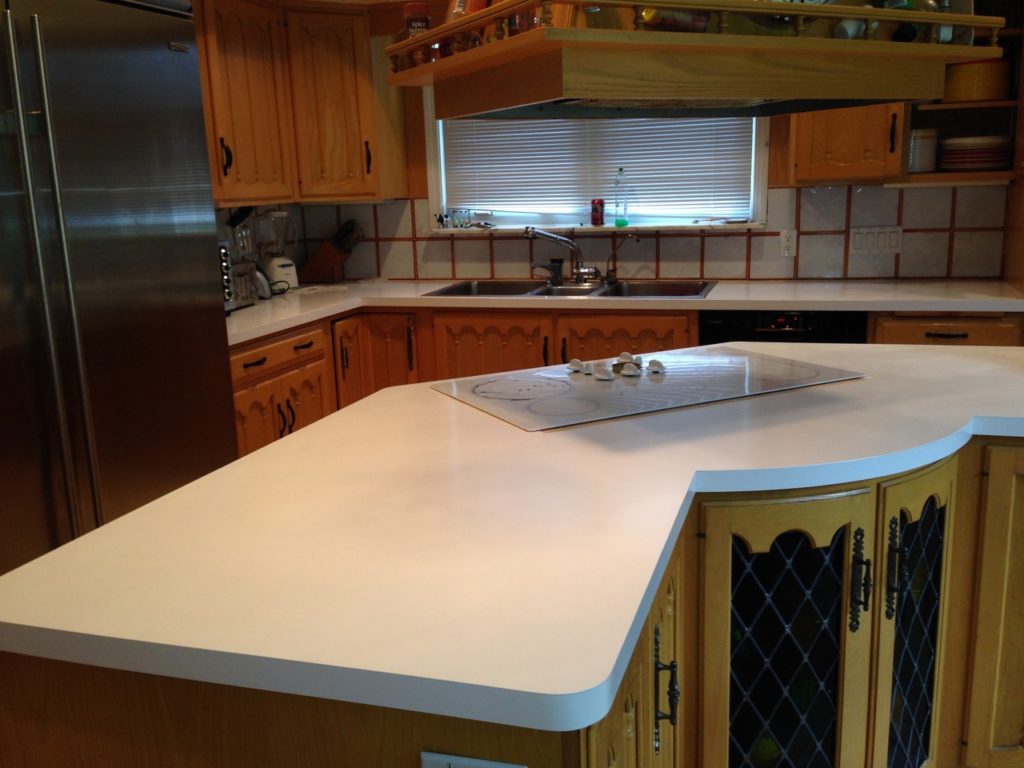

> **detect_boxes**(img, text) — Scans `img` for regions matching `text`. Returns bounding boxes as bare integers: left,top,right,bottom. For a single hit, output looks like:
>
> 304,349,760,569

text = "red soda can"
590,198,605,226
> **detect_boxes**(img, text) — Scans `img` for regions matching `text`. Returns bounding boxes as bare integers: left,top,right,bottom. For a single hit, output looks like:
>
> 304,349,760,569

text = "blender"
256,210,299,291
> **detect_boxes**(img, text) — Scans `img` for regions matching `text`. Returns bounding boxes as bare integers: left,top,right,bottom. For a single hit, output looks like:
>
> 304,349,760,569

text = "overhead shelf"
386,0,1006,119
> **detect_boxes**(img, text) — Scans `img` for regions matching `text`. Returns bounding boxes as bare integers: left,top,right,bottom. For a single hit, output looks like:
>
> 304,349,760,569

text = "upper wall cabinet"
286,13,407,201
792,103,905,183
196,0,297,205
196,1,407,206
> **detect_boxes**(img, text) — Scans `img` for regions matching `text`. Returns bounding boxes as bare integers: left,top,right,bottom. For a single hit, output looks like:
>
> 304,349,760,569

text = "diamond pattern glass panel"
729,528,846,768
888,497,945,768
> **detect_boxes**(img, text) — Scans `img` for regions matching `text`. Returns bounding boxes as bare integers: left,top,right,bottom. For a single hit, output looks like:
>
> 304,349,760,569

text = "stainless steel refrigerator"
2,0,237,574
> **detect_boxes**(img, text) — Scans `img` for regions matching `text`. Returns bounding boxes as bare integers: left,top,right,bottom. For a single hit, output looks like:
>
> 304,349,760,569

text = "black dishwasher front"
699,310,868,344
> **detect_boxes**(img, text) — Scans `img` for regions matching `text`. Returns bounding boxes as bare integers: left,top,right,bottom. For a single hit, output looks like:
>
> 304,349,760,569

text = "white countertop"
2,343,1023,731
225,279,1024,346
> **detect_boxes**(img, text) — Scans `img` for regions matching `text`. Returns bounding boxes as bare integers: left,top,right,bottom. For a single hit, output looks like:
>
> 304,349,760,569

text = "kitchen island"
1,342,1023,766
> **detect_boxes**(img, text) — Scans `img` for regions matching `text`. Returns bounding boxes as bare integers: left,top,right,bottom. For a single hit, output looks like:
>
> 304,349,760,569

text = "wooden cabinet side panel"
0,652,578,768
966,446,1024,768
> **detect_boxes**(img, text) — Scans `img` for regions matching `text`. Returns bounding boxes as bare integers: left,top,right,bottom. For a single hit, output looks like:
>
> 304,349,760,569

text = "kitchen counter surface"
225,279,1024,346
1,343,1023,732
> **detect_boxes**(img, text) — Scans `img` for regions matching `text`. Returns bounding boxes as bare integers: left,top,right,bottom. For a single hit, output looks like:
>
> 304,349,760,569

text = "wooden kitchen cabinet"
698,456,968,768
433,312,556,379
788,103,905,184
432,311,695,379
285,13,408,201
195,0,297,205
559,313,695,364
230,324,334,455
965,444,1024,768
332,312,421,407
869,313,1024,346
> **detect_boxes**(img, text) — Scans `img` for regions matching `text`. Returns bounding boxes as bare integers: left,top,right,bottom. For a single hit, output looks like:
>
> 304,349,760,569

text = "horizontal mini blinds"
441,117,755,223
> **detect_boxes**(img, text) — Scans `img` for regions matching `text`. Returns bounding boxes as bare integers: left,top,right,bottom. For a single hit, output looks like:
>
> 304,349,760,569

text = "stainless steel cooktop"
430,346,863,431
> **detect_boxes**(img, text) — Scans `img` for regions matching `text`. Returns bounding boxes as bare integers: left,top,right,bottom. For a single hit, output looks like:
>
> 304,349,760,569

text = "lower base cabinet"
332,312,421,407
869,313,1024,346
8,440,1019,766
230,325,334,456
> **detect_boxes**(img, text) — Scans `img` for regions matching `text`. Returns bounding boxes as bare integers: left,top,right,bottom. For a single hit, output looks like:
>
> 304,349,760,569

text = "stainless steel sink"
424,280,546,297
591,280,715,298
526,284,601,297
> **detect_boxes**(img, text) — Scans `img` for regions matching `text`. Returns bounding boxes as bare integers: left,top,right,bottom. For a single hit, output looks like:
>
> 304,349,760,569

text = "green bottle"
614,167,629,227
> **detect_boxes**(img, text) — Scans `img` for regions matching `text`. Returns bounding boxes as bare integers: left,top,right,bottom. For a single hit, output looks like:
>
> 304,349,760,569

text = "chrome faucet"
523,227,600,285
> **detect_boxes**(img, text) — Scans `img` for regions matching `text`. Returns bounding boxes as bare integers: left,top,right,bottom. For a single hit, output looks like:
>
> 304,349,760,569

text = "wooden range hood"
386,0,1006,119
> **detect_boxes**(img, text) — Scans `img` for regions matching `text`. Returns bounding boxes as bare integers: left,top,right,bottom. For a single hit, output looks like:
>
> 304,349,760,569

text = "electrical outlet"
421,752,527,768
779,229,796,260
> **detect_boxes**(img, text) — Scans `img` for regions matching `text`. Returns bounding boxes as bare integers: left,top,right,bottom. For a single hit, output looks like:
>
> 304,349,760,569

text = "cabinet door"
363,314,418,392
587,636,643,768
433,313,556,378
701,488,876,768
965,446,1024,768
334,316,369,408
278,360,331,435
286,11,378,199
641,550,680,768
872,457,959,768
793,104,904,182
233,378,284,456
871,315,1024,346
199,0,296,204
560,314,692,363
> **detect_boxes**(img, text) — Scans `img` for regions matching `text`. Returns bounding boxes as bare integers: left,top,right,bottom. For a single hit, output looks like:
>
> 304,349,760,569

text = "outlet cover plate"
421,752,527,768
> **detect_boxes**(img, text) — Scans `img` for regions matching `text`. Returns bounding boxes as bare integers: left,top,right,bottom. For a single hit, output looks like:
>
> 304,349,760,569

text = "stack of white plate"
908,129,940,173
939,135,1012,171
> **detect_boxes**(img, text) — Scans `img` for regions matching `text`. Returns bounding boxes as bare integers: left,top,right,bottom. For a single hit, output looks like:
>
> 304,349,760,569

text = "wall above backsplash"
245,183,1008,283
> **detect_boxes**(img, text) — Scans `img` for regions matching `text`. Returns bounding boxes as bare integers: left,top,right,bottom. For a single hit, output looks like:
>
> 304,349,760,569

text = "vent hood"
385,0,1005,120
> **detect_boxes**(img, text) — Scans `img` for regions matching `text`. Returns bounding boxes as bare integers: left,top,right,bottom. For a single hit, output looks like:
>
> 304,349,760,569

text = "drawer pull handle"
849,526,872,632
925,331,968,340
293,340,314,351
242,356,267,369
653,625,679,755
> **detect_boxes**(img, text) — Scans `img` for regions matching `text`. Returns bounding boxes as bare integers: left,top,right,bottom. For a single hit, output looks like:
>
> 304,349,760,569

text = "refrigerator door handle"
4,10,83,537
31,14,104,527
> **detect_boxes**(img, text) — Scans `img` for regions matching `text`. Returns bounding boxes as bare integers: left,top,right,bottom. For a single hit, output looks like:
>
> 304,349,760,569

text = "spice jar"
403,3,430,37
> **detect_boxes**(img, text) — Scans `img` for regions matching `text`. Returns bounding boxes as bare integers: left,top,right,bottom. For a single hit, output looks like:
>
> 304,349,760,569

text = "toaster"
219,241,258,314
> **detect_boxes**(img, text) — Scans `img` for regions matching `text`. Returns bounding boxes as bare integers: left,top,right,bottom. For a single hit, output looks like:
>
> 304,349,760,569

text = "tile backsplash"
235,183,1008,282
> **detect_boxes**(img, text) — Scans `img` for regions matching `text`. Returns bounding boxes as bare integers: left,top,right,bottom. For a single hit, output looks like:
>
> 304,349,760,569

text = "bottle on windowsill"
613,167,630,228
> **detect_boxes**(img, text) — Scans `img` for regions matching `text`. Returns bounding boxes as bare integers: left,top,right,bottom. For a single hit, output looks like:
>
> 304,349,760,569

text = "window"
429,114,768,230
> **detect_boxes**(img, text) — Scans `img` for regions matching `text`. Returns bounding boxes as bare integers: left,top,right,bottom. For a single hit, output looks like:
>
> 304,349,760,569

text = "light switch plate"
421,752,527,768
850,226,902,257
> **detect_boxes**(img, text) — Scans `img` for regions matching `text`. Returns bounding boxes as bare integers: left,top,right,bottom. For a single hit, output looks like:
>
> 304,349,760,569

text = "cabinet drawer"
230,327,326,384
871,316,1023,346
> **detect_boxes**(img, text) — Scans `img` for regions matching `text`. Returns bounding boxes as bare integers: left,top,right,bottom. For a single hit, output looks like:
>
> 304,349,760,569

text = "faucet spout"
523,227,597,284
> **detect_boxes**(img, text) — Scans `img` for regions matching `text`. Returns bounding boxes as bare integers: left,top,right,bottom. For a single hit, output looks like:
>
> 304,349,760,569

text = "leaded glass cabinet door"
872,457,958,768
701,488,876,768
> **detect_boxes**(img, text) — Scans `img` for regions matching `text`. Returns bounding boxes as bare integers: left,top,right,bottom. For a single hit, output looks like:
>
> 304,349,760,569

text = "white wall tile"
848,252,895,278
800,186,848,231
337,204,377,239
413,198,434,236
416,238,454,279
954,186,1007,228
766,188,797,231
850,185,899,227
750,235,794,279
380,240,414,279
951,230,1004,277
658,237,700,278
703,235,747,279
902,187,952,229
614,235,656,279
493,238,531,278
342,241,378,280
797,234,845,278
301,205,339,240
899,232,949,277
376,200,412,238
453,238,491,279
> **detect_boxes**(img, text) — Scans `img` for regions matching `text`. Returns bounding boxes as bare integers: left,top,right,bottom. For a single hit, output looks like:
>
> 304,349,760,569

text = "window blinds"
440,117,756,227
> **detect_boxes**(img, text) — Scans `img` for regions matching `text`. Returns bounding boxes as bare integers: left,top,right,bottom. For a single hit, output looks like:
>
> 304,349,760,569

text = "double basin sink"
425,280,715,299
